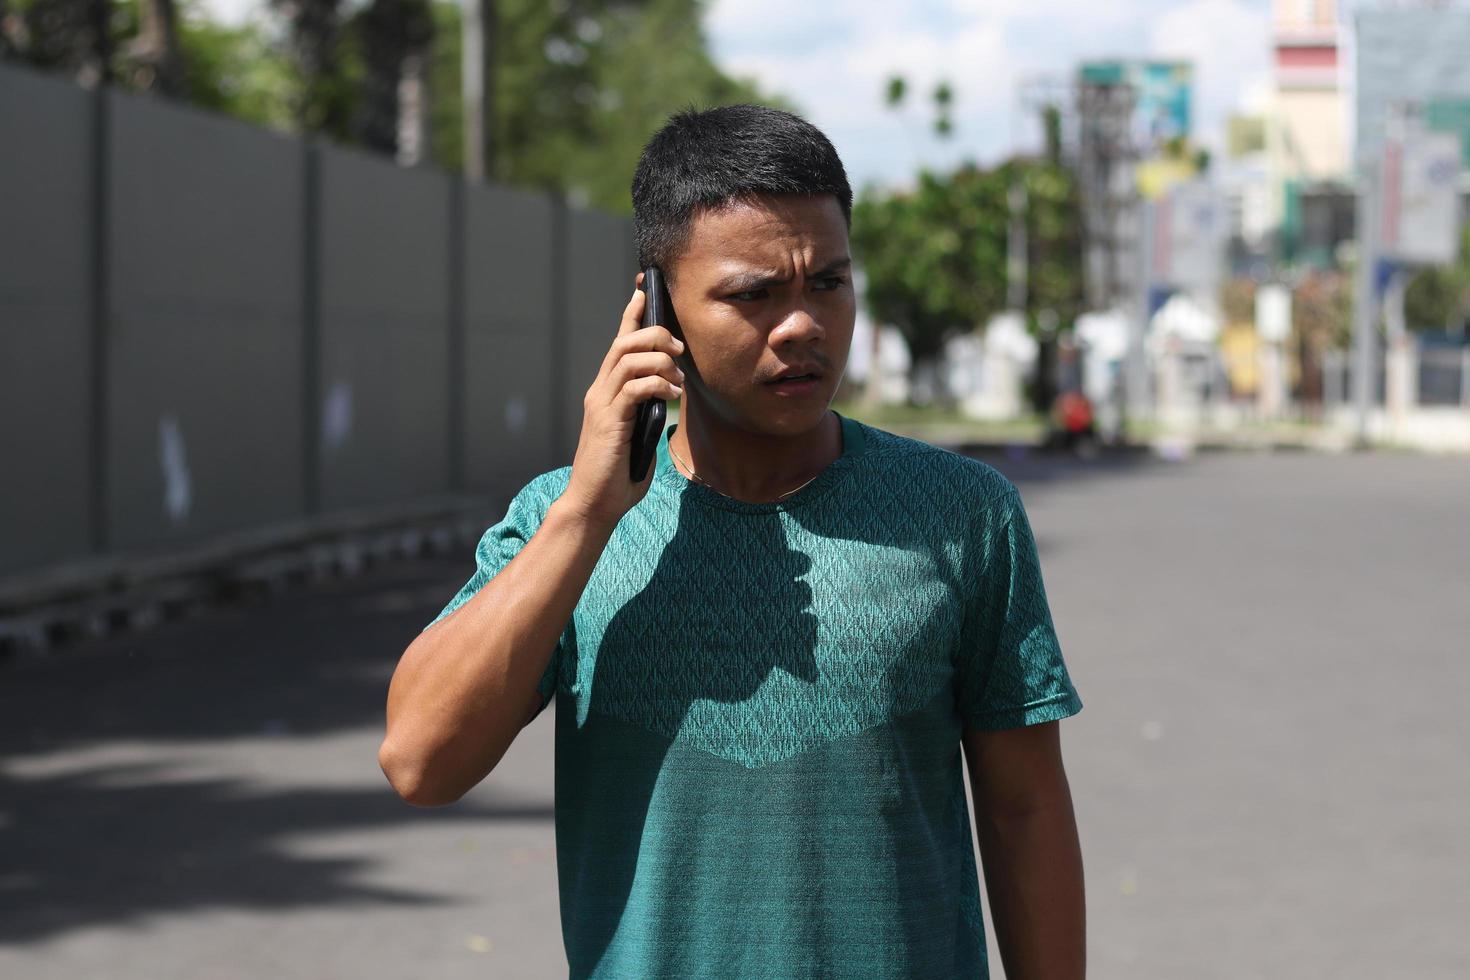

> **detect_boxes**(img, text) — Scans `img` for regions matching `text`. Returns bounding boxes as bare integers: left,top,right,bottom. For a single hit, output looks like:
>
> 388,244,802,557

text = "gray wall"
317,145,452,513
105,89,307,552
0,62,634,580
561,207,639,457
0,63,95,576
462,183,559,499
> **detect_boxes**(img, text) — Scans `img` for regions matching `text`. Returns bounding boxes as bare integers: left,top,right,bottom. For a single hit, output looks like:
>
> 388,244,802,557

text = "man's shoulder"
848,419,1019,509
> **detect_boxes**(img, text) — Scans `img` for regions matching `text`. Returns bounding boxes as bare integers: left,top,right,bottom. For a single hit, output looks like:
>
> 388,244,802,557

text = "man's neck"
669,401,842,504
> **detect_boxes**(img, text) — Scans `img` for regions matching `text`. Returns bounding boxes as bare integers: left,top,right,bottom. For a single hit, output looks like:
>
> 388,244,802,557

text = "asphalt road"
3,447,1468,979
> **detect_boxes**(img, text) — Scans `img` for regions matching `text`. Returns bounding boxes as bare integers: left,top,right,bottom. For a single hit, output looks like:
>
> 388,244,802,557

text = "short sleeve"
954,488,1082,731
423,475,570,721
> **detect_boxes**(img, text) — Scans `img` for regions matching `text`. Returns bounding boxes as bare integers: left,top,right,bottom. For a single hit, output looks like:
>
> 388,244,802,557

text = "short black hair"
631,104,852,273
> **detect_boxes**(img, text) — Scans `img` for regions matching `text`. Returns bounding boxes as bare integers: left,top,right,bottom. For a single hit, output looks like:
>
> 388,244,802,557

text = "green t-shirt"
428,412,1081,979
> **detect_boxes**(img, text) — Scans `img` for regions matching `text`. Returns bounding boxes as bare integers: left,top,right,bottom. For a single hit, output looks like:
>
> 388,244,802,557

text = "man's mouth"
766,373,823,393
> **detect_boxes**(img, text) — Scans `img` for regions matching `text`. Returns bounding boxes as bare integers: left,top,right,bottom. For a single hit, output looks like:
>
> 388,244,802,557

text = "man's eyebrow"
713,257,852,294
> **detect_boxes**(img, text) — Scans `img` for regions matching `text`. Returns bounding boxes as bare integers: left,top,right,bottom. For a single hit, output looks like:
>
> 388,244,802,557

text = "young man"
379,105,1085,979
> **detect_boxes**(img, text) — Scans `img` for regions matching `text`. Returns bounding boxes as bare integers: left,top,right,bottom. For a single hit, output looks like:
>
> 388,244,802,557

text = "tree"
349,0,433,157
882,71,954,143
6,0,777,208
852,158,1084,405
852,166,1008,404
129,0,184,94
7,0,113,84
1404,227,1470,335
270,0,353,138
427,0,777,210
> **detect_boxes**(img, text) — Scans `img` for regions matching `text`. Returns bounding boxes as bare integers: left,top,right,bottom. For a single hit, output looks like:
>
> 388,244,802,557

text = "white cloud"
1150,0,1272,151
708,0,1273,187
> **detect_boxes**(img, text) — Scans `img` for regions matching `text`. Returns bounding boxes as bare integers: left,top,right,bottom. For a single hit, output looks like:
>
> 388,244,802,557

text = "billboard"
1355,9,1470,170
1080,60,1193,153
1380,129,1462,265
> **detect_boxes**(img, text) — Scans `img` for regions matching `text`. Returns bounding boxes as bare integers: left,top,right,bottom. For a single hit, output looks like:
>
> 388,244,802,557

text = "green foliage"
853,166,1007,367
1404,226,1470,333
1041,104,1061,164
7,0,117,77
883,74,905,108
6,0,774,211
349,0,432,153
1295,270,1352,350
429,0,779,210
882,71,954,141
8,0,296,127
931,79,951,137
851,157,1085,377
173,2,296,129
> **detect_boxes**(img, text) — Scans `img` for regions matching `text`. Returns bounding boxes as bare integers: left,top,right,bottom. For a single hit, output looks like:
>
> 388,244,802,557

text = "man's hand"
559,277,686,530
963,721,1085,979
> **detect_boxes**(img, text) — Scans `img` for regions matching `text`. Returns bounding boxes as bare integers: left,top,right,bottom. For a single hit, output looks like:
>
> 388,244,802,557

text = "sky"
197,0,1277,190
704,0,1274,190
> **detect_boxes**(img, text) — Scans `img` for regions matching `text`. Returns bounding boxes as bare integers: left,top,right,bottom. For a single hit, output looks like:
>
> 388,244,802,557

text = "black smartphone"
630,266,679,481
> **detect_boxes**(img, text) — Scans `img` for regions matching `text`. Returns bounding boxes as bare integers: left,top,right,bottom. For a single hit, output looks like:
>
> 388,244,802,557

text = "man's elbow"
378,739,468,808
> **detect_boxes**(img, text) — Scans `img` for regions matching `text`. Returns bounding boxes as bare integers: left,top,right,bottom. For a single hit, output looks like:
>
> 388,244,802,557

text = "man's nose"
771,303,825,348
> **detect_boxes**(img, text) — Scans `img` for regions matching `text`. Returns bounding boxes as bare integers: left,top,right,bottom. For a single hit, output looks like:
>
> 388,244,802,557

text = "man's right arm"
377,277,685,807
377,497,614,806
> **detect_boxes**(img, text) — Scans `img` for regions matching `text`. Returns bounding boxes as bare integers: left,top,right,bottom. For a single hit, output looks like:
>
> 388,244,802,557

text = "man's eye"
814,276,847,291
729,289,767,301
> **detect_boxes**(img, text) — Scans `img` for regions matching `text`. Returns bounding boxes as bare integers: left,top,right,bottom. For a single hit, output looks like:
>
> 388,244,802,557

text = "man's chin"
687,384,837,438
744,396,835,438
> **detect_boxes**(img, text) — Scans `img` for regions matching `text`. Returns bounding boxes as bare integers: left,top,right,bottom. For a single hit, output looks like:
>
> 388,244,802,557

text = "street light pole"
1351,164,1379,446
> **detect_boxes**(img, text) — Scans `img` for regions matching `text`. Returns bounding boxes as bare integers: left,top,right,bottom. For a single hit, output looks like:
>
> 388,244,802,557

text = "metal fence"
1419,346,1470,406
1321,344,1470,409
1,61,635,581
1320,349,1384,408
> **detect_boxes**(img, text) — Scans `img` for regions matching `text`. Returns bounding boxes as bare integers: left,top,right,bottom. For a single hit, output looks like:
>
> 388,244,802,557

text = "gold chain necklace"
668,440,822,503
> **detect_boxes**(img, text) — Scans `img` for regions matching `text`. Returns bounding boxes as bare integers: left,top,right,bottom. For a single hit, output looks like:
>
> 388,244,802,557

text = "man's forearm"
379,497,614,805
976,794,1085,979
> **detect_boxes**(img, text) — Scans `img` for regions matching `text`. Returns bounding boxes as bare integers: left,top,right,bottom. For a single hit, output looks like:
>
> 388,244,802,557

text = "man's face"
664,193,855,438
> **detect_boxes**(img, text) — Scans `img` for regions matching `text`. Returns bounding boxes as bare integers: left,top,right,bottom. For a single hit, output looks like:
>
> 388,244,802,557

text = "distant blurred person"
1048,388,1097,454
379,105,1084,979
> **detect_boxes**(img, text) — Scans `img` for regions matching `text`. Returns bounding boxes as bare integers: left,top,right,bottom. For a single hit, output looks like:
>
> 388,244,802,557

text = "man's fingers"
617,324,682,355
618,285,645,337
607,351,685,393
613,374,682,414
599,287,646,377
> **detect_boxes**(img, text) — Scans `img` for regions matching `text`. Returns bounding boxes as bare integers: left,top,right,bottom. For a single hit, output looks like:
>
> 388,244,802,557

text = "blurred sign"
1354,9,1470,170
1255,284,1291,343
1426,98,1470,165
1227,115,1266,159
1136,158,1197,200
1153,180,1224,291
1380,131,1462,265
1080,59,1192,153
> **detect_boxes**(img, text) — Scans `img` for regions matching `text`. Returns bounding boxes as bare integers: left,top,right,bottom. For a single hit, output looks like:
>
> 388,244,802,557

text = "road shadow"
0,560,547,945
0,763,549,943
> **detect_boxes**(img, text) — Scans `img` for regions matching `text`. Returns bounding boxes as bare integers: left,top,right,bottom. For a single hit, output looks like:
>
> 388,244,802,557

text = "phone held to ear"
630,266,678,481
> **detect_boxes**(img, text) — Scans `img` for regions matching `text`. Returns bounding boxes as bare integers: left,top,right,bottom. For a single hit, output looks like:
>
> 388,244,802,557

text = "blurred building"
1271,0,1348,185
1268,0,1353,267
1221,114,1273,271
